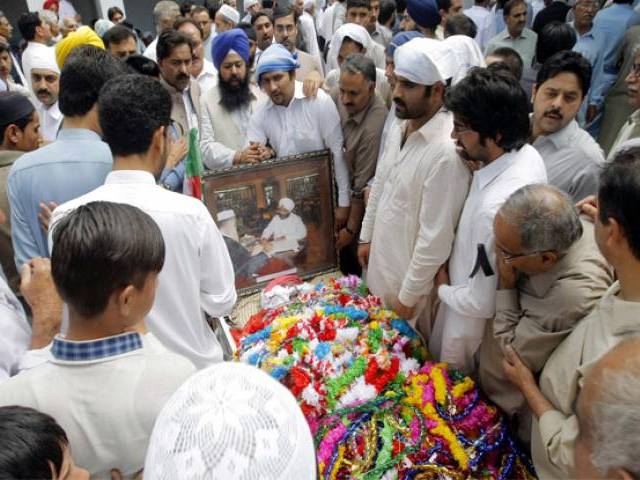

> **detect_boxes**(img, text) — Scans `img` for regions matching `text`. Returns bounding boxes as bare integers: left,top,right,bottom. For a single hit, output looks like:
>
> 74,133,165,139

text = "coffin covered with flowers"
232,276,536,480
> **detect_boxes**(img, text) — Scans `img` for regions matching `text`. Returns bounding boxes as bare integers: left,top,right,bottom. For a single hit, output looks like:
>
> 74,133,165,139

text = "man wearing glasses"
477,183,613,443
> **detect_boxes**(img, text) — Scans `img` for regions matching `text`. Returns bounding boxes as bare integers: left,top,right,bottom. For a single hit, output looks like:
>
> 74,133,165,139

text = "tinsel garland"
233,276,537,479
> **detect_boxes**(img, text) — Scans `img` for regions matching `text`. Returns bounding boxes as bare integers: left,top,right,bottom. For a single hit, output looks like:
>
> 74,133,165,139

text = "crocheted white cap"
144,362,317,480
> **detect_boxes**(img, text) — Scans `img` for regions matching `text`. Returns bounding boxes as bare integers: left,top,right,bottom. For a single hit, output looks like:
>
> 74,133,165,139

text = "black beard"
217,73,252,112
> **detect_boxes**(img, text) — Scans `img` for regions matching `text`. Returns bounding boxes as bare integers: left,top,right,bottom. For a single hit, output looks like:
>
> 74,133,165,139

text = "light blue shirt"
593,3,640,73
571,22,607,108
8,128,112,268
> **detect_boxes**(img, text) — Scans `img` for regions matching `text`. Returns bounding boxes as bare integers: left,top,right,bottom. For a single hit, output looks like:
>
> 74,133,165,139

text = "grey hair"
340,53,376,84
589,346,640,478
498,183,583,254
39,9,58,25
154,1,180,28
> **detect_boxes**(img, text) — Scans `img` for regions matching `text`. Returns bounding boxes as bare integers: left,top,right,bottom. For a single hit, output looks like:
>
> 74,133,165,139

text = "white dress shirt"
262,213,307,241
0,274,30,384
431,144,547,372
193,59,218,94
300,11,323,68
464,5,493,49
0,332,195,478
532,119,604,202
143,38,158,61
360,109,471,332
36,100,63,142
247,81,350,206
49,171,237,369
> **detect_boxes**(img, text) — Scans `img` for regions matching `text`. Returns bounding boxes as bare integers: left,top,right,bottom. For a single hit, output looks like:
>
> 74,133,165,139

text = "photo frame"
203,150,338,296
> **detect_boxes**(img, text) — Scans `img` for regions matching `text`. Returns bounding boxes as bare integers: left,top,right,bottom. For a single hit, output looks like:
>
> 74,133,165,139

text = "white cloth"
144,362,316,480
0,332,195,478
326,23,371,72
193,58,218,94
463,5,493,49
300,11,323,67
360,109,471,330
0,275,30,384
247,81,350,207
49,171,237,369
203,34,215,63
261,213,307,241
59,0,78,20
36,101,63,142
443,34,486,84
143,38,158,61
431,145,547,372
21,42,59,90
394,37,457,85
182,88,199,130
219,4,240,25
319,3,336,40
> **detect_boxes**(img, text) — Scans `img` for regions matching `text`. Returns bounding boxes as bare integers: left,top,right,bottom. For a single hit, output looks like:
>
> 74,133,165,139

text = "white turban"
394,37,455,86
327,23,371,71
278,197,295,212
244,0,260,11
218,4,240,25
30,45,60,74
443,35,486,85
144,362,317,480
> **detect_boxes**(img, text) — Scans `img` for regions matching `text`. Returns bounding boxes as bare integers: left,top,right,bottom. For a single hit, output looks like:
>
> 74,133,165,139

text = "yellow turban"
55,26,105,69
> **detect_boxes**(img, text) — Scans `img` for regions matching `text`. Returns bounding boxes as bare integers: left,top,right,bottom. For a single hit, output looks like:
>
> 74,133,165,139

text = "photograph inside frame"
203,150,338,295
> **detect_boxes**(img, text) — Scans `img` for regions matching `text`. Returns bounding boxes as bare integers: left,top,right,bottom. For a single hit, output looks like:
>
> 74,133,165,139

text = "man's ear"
5,124,21,146
151,126,166,156
540,250,559,267
116,285,137,317
531,83,538,103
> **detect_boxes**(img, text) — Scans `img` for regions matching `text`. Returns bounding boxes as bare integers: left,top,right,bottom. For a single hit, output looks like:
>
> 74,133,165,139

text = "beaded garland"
233,276,536,480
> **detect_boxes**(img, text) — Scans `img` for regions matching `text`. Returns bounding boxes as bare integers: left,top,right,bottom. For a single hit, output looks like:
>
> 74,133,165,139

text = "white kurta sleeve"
199,95,236,170
292,215,307,241
359,152,388,243
246,105,268,147
199,211,237,317
398,156,470,307
318,96,350,207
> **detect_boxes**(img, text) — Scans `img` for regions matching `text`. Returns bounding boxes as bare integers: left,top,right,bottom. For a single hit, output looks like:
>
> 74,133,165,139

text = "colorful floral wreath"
233,276,536,479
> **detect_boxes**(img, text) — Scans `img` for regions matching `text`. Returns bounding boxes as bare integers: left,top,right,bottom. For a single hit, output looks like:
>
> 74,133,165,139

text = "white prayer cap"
304,0,315,8
144,362,317,480
30,46,60,74
327,23,371,70
443,35,486,85
217,209,236,222
278,197,295,212
218,4,240,25
394,37,455,86
244,0,260,11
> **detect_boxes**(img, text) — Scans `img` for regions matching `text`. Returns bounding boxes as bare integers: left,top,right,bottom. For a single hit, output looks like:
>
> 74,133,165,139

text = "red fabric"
43,0,59,11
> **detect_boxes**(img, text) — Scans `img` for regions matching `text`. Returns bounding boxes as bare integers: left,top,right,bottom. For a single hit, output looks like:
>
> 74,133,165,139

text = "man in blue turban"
199,29,266,169
406,0,441,37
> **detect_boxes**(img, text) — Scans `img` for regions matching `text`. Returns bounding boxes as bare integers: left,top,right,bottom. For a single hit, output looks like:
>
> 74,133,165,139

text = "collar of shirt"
598,281,640,336
534,119,579,151
55,128,102,142
630,109,640,125
526,234,582,297
343,94,377,126
198,59,217,79
266,80,305,110
569,21,596,39
475,146,523,190
50,331,144,364
38,100,62,121
500,28,533,41
105,170,156,185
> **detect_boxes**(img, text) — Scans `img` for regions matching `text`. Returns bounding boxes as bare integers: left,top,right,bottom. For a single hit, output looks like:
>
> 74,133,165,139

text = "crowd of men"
0,0,639,477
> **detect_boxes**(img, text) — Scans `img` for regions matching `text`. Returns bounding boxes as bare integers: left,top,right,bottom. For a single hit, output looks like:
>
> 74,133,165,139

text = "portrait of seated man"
261,197,308,251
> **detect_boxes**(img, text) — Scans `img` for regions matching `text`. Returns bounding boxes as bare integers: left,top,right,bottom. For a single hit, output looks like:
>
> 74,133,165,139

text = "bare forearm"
520,381,555,420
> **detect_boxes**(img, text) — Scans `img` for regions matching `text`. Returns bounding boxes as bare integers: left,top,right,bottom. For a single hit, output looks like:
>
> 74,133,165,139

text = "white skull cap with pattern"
394,37,456,86
443,34,486,84
218,3,241,25
278,197,295,212
144,362,317,480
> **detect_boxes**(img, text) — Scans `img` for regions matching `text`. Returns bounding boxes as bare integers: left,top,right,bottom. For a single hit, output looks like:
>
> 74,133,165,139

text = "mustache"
543,108,563,119
36,89,51,96
176,73,189,80
393,97,406,108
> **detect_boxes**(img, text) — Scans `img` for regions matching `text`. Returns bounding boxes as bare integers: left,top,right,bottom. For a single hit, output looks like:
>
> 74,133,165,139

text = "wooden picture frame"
203,150,338,296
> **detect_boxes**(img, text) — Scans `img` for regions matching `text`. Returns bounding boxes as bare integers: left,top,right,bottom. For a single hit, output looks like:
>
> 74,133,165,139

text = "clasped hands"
234,142,275,165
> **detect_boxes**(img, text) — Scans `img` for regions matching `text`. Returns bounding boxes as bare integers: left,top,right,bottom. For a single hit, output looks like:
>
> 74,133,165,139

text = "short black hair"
52,201,165,318
0,92,36,140
598,145,640,260
503,0,526,16
272,4,300,23
103,24,137,49
437,0,452,12
347,0,372,10
488,46,523,80
156,29,193,62
192,5,212,18
107,6,125,21
536,50,591,98
445,67,530,151
237,22,257,42
17,12,41,41
58,45,127,117
174,16,204,37
125,54,161,77
444,13,477,38
341,53,376,82
251,9,273,25
98,74,172,156
180,1,196,16
0,406,68,479
202,0,221,18
535,21,577,65
378,0,396,24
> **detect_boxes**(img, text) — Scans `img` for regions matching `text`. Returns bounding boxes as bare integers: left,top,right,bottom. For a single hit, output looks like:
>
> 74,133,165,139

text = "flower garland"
233,276,536,480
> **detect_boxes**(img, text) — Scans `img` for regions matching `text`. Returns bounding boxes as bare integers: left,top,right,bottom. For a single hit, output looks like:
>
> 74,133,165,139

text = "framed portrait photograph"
203,150,338,296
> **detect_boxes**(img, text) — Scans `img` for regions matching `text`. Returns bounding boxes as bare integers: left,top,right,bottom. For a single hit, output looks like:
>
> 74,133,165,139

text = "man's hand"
20,258,63,349
357,242,370,267
363,186,371,206
38,202,58,233
334,206,350,231
303,71,324,97
389,296,414,320
249,142,275,161
576,195,598,222
434,263,449,290
234,146,262,164
166,136,188,169
586,104,598,124
496,247,518,290
502,345,536,391
335,228,354,250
